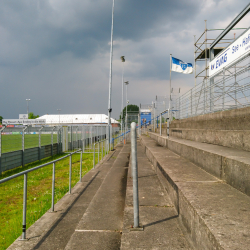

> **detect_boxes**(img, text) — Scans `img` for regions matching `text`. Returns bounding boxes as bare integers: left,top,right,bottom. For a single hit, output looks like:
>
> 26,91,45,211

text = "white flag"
172,57,193,74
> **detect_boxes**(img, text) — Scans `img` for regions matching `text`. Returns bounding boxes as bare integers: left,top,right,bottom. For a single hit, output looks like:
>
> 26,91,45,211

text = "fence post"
82,126,85,153
80,150,82,182
90,126,93,149
22,126,28,167
21,173,28,240
39,126,43,161
70,126,73,150
51,162,55,211
0,126,5,175
57,127,61,154
98,142,100,163
102,141,103,160
51,127,55,157
131,122,140,228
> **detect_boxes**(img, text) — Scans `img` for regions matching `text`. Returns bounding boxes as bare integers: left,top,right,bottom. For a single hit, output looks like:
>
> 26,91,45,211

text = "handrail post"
131,122,139,228
52,162,55,211
21,173,28,240
69,155,72,194
80,150,82,182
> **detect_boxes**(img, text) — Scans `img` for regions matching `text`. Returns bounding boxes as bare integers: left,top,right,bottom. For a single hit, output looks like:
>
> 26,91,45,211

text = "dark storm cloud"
0,0,250,119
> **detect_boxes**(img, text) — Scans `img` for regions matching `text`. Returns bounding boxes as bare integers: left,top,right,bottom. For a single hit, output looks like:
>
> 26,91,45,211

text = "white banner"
209,28,250,77
2,119,46,125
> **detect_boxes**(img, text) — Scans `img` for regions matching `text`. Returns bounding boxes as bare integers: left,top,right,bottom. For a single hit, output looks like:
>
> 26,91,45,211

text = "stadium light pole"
57,109,61,125
121,56,125,142
26,99,31,118
125,81,129,143
108,0,115,150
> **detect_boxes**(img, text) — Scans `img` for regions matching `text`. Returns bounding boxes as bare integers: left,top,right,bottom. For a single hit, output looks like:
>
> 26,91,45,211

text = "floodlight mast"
108,0,115,150
125,81,129,143
121,56,125,143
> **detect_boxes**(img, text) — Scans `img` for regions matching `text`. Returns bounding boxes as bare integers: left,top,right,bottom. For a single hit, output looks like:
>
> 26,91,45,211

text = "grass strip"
0,151,97,250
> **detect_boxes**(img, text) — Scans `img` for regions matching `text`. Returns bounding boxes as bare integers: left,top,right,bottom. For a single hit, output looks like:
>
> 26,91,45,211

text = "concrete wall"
157,107,250,152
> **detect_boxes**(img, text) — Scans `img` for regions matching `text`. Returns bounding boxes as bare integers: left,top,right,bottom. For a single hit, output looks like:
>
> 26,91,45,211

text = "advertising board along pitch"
2,119,46,125
209,27,250,78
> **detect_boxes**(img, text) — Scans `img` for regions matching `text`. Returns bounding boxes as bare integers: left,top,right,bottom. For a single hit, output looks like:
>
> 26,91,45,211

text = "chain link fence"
0,124,121,174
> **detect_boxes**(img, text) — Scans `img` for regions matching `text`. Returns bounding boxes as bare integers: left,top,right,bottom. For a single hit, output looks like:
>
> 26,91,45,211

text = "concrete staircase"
142,106,250,249
8,145,130,250
7,142,194,250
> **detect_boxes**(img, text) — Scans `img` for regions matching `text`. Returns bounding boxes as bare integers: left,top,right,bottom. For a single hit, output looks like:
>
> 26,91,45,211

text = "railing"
0,149,82,240
175,52,250,119
92,129,134,168
93,139,108,168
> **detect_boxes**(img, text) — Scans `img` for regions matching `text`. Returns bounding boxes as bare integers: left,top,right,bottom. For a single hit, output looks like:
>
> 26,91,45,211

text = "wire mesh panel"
1,127,23,153
0,124,110,174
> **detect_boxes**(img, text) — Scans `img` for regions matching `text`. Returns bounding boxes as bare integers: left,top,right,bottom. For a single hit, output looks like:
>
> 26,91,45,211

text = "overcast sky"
0,0,249,119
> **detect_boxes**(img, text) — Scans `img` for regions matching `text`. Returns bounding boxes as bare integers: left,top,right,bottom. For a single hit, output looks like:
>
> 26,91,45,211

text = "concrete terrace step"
121,143,193,250
149,132,250,197
7,146,123,250
64,144,130,250
140,135,250,250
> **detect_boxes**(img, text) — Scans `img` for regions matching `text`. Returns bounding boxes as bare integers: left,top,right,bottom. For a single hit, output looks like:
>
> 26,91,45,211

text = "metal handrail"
0,148,82,240
93,139,108,168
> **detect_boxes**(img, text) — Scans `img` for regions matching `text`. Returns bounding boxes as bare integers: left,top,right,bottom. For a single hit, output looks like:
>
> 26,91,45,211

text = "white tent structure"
38,114,119,126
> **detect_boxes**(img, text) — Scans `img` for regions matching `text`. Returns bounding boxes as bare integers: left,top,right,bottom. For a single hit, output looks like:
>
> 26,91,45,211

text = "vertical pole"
167,111,169,138
0,126,4,175
108,0,115,152
51,128,53,157
223,67,225,110
83,126,85,153
69,155,72,194
70,126,73,151
210,46,214,113
51,162,55,212
191,88,193,117
93,143,95,169
194,35,197,87
102,141,103,160
22,127,26,167
98,142,100,163
235,63,237,108
39,127,42,161
169,54,172,122
203,80,206,114
21,173,28,240
153,103,155,132
131,122,139,228
57,129,59,154
80,151,82,182
90,126,93,149
160,113,162,136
